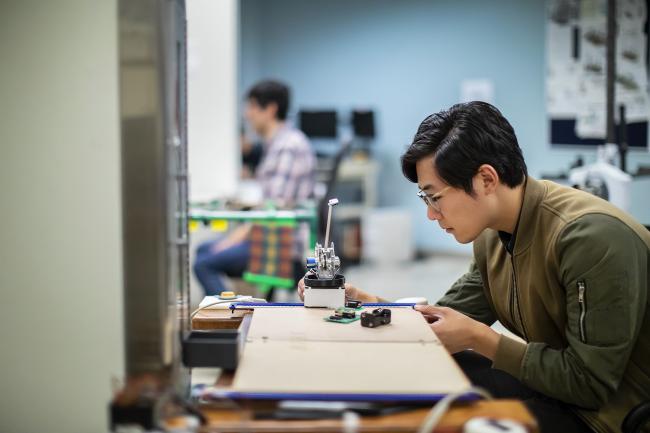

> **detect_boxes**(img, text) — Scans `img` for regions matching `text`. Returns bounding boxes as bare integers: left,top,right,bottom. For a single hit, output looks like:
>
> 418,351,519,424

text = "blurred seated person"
194,80,316,296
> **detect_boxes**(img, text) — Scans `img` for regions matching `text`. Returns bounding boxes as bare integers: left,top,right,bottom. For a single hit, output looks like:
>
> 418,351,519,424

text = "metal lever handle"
324,198,339,248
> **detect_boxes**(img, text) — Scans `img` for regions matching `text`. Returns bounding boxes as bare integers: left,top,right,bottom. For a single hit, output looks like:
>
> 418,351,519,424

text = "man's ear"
266,102,279,119
475,164,499,195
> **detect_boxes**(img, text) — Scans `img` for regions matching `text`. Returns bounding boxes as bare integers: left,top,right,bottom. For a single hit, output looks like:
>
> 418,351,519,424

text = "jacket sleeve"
493,214,648,409
436,260,497,326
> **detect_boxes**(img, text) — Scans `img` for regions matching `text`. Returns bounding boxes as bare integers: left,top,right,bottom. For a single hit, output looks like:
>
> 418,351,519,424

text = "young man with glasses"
299,101,650,433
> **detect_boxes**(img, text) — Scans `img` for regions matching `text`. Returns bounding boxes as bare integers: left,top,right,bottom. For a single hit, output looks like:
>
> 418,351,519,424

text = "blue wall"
239,0,650,253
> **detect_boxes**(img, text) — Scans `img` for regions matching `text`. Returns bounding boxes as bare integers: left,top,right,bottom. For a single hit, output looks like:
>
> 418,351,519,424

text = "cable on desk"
417,386,492,433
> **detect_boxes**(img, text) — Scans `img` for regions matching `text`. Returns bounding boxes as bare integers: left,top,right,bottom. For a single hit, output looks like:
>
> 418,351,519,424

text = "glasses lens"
418,191,442,213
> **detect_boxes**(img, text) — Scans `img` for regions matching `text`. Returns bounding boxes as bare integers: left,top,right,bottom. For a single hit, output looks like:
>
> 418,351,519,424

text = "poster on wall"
546,0,650,148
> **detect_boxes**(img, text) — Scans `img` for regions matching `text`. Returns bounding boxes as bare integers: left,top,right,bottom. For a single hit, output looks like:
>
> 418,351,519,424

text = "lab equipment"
304,198,346,308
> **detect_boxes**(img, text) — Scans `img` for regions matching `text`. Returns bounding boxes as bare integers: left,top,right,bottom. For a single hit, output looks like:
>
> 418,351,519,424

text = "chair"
242,212,316,302
243,221,297,300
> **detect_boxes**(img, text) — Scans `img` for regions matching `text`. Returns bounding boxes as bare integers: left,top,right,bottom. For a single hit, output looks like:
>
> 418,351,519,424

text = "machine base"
304,287,346,308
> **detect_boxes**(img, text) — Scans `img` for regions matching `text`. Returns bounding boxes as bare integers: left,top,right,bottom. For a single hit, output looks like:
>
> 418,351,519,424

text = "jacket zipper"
510,255,529,340
509,272,517,331
577,280,587,343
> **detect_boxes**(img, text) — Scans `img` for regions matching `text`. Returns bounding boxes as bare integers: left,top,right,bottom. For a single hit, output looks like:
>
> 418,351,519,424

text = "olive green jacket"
438,177,650,433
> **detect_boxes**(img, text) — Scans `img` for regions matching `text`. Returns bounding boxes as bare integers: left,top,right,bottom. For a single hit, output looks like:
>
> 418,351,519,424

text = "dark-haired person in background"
194,80,316,296
298,101,649,433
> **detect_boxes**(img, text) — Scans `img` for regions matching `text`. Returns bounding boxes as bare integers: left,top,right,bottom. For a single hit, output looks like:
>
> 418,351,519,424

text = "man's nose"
427,206,441,221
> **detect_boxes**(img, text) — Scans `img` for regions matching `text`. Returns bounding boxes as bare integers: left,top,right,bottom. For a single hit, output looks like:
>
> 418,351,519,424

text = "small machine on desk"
303,198,346,308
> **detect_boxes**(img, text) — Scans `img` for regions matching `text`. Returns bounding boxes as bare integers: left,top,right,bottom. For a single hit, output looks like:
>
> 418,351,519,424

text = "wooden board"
232,340,470,395
231,307,470,397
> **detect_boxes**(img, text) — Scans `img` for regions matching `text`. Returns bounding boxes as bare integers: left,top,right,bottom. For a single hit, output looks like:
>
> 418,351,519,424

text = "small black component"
110,400,155,431
345,299,362,309
182,330,240,369
335,307,357,319
360,308,391,328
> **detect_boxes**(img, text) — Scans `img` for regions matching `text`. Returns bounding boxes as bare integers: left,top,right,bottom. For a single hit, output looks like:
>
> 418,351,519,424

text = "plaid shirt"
255,124,316,206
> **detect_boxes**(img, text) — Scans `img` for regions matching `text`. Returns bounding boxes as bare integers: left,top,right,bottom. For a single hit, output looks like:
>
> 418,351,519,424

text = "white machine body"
569,144,632,212
303,286,346,309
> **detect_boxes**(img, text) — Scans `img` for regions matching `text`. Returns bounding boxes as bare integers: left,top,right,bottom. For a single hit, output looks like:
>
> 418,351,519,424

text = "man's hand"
415,305,500,360
296,276,380,303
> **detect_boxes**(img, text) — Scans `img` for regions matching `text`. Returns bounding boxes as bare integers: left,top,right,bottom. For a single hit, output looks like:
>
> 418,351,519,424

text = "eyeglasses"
417,186,451,214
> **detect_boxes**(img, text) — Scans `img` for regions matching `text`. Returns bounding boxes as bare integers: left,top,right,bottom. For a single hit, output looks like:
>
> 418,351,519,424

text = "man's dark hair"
247,80,290,120
401,101,527,194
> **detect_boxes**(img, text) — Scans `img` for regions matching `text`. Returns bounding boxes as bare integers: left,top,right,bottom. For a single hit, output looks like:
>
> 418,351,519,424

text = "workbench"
189,308,538,432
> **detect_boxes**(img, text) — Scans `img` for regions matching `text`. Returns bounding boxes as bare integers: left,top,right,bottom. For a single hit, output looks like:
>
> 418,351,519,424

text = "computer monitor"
299,110,338,138
352,110,375,138
550,119,648,149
